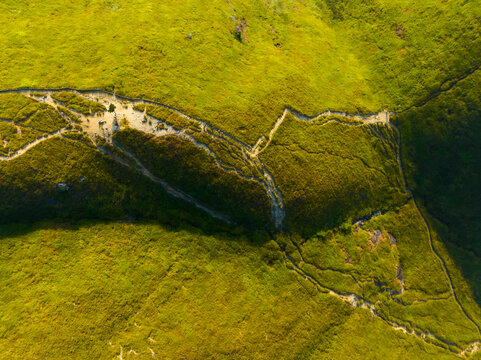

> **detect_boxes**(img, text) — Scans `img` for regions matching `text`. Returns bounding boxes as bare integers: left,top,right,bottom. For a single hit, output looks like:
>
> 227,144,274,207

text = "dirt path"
276,237,481,357
99,144,232,223
1,89,479,355
250,107,390,156
0,88,391,229
0,129,65,161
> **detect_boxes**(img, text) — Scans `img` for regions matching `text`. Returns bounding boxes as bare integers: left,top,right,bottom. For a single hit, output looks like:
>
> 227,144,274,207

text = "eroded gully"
0,88,479,356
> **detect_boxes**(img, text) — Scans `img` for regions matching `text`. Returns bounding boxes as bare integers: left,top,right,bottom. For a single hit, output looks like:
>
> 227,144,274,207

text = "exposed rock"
396,24,406,39
233,18,248,43
397,263,404,285
112,118,119,132
56,182,70,192
368,229,384,249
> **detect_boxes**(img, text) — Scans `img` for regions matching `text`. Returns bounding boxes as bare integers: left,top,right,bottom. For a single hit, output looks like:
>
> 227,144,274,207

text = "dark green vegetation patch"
113,128,271,228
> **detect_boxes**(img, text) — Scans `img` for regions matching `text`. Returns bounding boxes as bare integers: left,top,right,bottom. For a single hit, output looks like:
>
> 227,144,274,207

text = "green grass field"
1,0,480,143
1,0,481,358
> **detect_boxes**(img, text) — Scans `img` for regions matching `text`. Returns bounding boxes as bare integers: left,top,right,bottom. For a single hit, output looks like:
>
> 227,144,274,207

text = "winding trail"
1,88,480,356
0,88,390,229
98,144,232,223
0,129,65,161
250,107,390,156
276,240,481,355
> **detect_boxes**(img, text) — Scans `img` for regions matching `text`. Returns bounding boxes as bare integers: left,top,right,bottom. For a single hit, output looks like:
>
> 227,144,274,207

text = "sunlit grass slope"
1,0,480,143
0,221,464,359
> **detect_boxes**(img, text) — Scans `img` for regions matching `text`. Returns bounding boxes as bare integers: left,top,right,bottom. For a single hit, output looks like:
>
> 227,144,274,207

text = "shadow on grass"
393,77,481,322
0,137,270,244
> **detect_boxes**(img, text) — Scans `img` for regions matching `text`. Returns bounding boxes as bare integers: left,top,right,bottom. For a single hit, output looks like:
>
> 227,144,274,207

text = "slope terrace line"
390,122,481,336
275,238,481,356
250,107,391,156
2,88,480,352
4,88,288,229
99,143,233,224
0,88,401,230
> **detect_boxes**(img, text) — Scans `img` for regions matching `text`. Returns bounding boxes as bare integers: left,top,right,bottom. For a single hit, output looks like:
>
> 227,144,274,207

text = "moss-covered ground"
113,128,272,228
259,113,407,235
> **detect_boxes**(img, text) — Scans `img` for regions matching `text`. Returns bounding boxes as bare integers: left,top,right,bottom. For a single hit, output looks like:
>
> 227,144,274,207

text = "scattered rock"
187,33,193,39
112,118,119,131
342,248,352,265
369,229,384,248
233,18,248,43
79,177,86,182
56,182,70,192
396,24,406,39
396,263,404,286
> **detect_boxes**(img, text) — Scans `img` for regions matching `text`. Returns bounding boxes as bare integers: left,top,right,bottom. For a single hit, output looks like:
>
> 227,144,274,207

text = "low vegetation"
0,94,39,120
0,136,230,234
394,69,481,334
1,1,479,144
20,108,68,133
133,104,201,132
0,1,480,357
113,128,271,228
0,220,464,359
51,92,106,115
0,122,45,156
259,113,407,235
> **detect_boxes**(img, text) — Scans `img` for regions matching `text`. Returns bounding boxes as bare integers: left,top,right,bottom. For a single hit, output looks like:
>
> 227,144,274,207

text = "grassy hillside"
0,135,230,233
259,113,407,235
1,0,480,143
1,0,481,358
395,69,481,254
394,68,481,332
0,220,471,359
113,128,272,228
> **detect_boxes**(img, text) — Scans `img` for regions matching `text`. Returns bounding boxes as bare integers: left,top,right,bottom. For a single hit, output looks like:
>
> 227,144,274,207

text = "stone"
56,182,70,192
